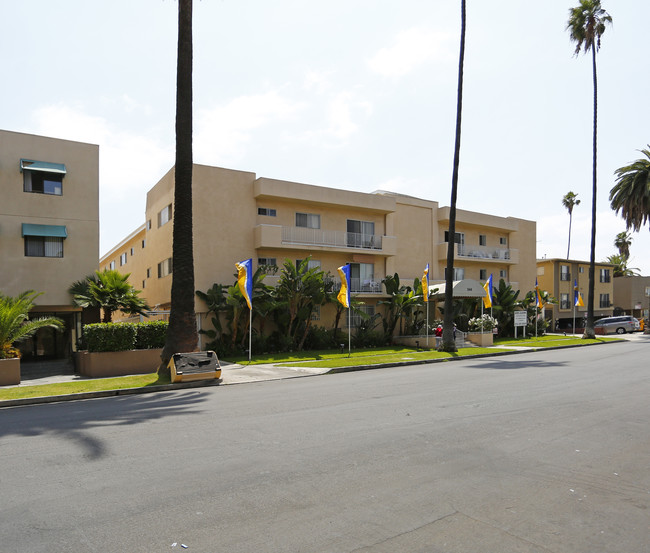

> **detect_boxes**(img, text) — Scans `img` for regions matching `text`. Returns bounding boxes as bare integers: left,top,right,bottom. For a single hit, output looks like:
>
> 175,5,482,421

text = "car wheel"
616,327,626,334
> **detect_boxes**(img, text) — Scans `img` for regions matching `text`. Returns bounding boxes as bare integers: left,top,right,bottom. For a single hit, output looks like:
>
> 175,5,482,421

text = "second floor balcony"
255,224,397,255
437,242,519,264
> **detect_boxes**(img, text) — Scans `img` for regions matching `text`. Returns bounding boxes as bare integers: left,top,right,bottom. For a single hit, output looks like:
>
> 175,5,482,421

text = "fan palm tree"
0,291,64,359
562,191,581,259
161,0,198,375
566,0,612,339
70,270,150,323
610,146,650,232
613,230,632,259
605,254,639,277
442,0,466,353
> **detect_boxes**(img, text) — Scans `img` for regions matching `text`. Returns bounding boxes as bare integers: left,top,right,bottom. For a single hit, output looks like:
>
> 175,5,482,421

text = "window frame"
295,212,320,229
158,205,172,227
24,236,64,258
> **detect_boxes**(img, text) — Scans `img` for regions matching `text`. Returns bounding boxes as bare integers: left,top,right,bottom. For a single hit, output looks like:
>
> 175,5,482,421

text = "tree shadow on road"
0,389,210,460
467,359,569,370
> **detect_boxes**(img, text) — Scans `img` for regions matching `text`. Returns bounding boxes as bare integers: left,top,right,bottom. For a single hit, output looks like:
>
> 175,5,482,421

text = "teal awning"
20,159,67,175
22,223,68,238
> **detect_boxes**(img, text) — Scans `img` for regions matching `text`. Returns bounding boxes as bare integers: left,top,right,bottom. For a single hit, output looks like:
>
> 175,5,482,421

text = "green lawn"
0,373,170,401
494,335,621,348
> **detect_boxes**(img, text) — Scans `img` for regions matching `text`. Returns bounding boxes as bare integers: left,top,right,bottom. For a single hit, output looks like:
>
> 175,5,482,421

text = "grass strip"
0,373,170,401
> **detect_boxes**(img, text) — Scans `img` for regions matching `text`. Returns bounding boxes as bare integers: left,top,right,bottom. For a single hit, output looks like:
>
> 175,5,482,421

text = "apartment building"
101,165,536,335
612,276,650,320
536,258,615,329
0,129,99,359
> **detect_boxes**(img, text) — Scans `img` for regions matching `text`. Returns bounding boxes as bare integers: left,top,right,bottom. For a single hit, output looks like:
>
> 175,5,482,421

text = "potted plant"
0,290,64,386
467,314,497,347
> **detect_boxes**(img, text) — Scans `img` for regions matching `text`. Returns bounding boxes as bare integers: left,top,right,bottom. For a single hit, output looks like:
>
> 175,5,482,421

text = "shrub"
468,315,497,332
135,321,168,349
303,326,333,350
84,323,137,352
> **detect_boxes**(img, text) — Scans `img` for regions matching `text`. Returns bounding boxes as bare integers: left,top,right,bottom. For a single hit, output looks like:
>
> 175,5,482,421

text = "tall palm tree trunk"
566,211,572,259
442,0,466,352
584,46,598,339
160,0,198,374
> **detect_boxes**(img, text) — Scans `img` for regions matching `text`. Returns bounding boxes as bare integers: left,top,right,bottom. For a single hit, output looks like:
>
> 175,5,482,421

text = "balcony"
255,224,396,255
437,242,518,264
264,274,385,295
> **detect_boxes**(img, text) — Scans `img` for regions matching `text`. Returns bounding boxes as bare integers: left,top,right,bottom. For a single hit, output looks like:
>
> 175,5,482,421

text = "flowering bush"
468,315,497,332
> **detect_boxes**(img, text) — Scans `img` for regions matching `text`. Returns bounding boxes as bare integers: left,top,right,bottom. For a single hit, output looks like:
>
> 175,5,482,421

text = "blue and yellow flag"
574,279,585,307
483,273,493,309
236,258,253,310
337,264,351,308
422,264,429,303
535,277,544,308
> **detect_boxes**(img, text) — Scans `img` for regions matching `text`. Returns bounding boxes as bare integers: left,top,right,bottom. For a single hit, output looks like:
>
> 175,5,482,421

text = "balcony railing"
282,226,383,250
327,276,384,294
457,244,511,260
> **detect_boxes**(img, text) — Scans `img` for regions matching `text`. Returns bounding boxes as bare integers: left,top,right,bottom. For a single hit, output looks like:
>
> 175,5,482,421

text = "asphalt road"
1,340,649,553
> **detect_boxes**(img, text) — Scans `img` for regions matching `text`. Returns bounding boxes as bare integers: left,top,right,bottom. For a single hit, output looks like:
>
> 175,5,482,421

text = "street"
1,340,649,552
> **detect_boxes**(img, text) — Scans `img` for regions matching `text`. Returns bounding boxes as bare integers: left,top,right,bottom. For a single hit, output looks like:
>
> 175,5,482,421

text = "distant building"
102,165,537,345
0,129,99,360
612,276,650,320
536,258,615,329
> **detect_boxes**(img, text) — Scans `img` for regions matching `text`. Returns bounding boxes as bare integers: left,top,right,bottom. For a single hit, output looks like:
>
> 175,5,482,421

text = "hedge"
83,321,168,352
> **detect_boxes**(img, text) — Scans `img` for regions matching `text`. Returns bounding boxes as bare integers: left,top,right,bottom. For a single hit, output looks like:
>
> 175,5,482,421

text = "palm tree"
442,0,466,353
613,230,632,259
161,0,197,375
70,270,150,323
566,0,612,340
605,254,640,277
610,146,650,232
0,291,64,359
562,191,581,259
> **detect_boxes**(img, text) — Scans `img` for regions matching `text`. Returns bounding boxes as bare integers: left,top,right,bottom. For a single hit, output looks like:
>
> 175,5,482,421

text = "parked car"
594,316,640,334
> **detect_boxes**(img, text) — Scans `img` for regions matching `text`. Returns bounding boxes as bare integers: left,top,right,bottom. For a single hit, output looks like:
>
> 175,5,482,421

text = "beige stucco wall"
0,129,99,308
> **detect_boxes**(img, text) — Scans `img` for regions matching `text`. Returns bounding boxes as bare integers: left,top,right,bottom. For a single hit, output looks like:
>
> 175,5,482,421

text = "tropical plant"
161,0,197,375
379,274,421,342
0,291,64,359
562,191,581,259
605,254,640,277
491,279,520,337
610,146,650,232
567,0,612,339
521,289,555,336
70,270,150,323
613,230,632,259
442,0,467,353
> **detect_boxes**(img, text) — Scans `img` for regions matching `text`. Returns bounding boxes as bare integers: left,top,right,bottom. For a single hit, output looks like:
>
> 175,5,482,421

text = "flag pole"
426,300,429,347
348,306,351,357
248,308,252,361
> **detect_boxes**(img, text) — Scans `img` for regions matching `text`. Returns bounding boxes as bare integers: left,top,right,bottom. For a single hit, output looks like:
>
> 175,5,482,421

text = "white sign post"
514,310,527,339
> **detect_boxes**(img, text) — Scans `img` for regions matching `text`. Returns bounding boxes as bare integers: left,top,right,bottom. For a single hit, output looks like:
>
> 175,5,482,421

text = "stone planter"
76,349,162,378
466,332,493,347
0,357,21,386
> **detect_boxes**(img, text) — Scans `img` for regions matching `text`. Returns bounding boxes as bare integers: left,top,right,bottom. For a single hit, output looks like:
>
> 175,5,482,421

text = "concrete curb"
0,339,624,409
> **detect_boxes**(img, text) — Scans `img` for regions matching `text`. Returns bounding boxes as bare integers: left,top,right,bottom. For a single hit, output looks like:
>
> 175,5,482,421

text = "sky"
3,0,649,275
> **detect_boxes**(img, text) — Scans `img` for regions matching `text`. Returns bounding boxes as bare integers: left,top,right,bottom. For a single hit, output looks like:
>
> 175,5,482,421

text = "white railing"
457,244,511,260
282,227,383,250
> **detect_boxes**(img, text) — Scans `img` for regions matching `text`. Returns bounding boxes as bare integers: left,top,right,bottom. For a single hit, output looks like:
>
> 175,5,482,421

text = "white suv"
594,316,640,334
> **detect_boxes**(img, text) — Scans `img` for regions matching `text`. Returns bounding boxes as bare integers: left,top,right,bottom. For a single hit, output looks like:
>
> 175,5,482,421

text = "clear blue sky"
3,0,648,275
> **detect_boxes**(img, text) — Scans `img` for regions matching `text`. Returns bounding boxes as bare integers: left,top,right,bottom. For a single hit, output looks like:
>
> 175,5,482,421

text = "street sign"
514,310,527,327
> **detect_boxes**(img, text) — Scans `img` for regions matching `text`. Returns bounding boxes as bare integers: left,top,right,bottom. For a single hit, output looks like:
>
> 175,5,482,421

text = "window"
295,212,320,229
130,247,135,256
258,257,277,266
444,231,465,244
480,269,487,281
296,259,321,270
21,160,66,196
579,266,584,273
500,269,507,279
142,239,146,248
158,205,172,227
349,305,375,328
311,305,321,321
146,220,152,231
258,207,277,217
146,268,151,278
347,219,376,248
444,267,465,280
560,293,570,310
109,261,115,270
479,235,487,246
600,269,610,283
499,237,507,245
120,253,127,266
22,223,66,258
350,262,375,292
560,265,570,281
24,237,63,258
599,293,610,308
142,280,146,289
158,258,172,278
